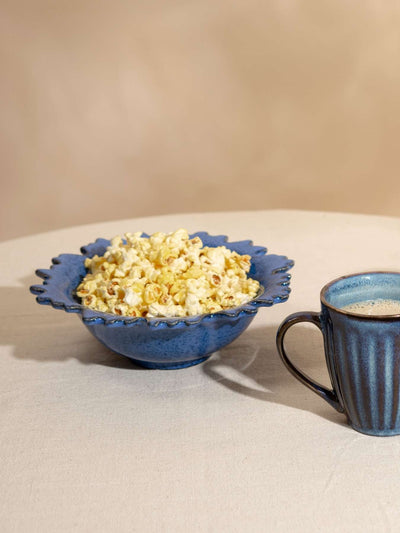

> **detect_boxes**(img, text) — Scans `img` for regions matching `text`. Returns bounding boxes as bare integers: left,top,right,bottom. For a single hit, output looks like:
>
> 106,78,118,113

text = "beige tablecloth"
1,210,400,532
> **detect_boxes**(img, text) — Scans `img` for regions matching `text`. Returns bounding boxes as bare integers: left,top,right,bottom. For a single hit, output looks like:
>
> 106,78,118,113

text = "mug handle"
276,311,344,413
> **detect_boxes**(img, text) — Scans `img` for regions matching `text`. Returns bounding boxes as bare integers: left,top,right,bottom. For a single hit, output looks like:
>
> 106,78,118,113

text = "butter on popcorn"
76,229,260,318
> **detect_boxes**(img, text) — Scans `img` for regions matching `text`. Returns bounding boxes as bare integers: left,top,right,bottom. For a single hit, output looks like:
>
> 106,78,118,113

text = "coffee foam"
342,299,400,316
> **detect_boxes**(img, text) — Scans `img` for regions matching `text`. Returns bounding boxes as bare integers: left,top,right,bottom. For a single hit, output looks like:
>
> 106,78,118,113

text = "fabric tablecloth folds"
2,210,400,532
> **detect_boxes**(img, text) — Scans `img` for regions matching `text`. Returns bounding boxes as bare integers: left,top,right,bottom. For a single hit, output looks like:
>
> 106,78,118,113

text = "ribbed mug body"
322,272,400,436
323,306,400,436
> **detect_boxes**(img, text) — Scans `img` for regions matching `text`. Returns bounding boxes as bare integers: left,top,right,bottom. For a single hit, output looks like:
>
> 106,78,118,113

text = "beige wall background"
1,0,400,241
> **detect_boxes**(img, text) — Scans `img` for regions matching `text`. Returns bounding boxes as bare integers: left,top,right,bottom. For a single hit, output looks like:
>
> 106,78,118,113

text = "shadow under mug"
276,272,400,436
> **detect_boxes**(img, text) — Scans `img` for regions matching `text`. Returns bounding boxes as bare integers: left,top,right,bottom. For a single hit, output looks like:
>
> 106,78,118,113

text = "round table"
2,210,400,532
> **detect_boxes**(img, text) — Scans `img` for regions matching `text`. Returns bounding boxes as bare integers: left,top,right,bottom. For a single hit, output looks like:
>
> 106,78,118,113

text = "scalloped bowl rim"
30,231,294,328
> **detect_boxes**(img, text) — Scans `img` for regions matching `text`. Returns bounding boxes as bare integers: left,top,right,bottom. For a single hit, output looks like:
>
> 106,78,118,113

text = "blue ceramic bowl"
30,232,294,369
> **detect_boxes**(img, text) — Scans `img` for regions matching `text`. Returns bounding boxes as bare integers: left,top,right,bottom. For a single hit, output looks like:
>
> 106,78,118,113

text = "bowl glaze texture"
30,232,294,369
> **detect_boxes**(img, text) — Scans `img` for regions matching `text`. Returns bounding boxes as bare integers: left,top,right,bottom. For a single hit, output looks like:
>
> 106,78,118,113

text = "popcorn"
77,229,260,318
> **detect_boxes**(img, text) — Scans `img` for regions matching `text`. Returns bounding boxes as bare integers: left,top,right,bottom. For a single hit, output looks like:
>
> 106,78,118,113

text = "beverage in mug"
276,272,400,436
342,299,400,315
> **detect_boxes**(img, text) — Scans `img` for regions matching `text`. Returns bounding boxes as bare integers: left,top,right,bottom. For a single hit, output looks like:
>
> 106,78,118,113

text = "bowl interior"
31,231,294,327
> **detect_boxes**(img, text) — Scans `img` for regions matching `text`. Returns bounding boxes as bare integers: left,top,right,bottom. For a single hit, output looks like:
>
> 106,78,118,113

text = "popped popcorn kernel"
77,229,260,318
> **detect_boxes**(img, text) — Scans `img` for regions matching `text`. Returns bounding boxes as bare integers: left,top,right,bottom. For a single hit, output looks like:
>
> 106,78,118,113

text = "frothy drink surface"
342,299,400,316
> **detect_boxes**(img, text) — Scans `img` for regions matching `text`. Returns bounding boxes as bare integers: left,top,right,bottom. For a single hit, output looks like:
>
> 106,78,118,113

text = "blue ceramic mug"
276,272,400,436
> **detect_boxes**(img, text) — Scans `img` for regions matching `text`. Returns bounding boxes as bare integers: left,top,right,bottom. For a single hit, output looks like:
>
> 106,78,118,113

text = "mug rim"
320,271,400,320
